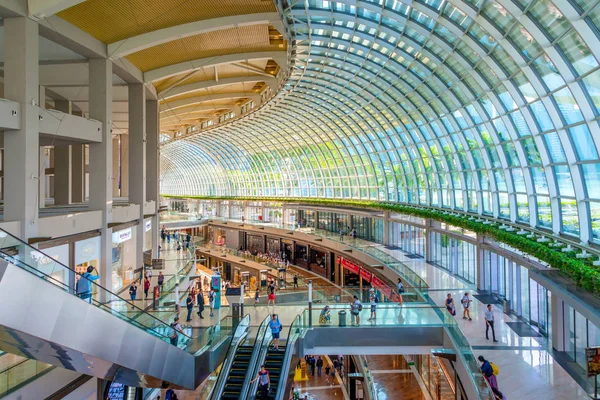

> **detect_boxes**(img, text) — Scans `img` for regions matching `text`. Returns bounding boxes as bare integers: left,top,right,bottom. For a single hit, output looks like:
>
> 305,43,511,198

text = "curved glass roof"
161,0,600,245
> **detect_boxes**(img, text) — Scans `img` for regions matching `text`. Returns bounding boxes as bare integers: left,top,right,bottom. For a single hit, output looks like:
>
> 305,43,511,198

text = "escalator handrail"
274,314,303,400
244,318,274,399
241,315,272,398
210,314,251,400
0,229,192,342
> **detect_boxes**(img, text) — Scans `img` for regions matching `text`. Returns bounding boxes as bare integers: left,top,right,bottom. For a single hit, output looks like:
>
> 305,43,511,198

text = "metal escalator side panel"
240,316,272,400
0,260,195,389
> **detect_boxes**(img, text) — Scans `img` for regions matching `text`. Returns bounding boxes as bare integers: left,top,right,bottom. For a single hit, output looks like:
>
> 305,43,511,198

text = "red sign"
340,258,360,275
371,275,393,298
359,268,372,282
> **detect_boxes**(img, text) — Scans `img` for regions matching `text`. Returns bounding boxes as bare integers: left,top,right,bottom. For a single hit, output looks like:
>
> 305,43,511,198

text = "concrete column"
3,17,39,239
39,148,46,208
146,99,160,258
88,58,113,295
551,293,564,351
129,83,146,268
71,144,85,203
48,148,55,198
476,233,485,291
111,137,120,197
54,145,72,205
120,135,129,198
383,212,390,246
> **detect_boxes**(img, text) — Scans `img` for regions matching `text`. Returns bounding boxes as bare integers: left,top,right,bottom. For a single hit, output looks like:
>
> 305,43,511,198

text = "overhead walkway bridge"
0,229,233,389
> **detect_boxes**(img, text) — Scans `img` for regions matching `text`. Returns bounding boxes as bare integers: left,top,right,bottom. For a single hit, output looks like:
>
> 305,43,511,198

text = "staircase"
222,344,254,399
258,342,286,399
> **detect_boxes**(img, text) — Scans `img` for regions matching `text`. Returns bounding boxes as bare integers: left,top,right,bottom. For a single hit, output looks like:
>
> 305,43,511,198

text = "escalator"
258,343,286,399
222,343,254,398
0,228,235,390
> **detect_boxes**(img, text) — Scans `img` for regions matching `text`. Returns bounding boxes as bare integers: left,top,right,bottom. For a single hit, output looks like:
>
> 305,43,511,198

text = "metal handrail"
243,316,273,399
274,315,302,400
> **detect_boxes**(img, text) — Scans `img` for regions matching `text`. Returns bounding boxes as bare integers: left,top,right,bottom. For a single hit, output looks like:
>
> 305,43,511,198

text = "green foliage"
163,195,600,294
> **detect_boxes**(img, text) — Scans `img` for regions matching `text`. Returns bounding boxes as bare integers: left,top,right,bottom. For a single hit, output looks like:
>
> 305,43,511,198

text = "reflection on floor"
367,355,425,400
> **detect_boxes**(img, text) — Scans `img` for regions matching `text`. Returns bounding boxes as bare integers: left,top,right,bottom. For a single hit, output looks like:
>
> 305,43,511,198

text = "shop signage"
145,220,152,232
340,258,360,275
587,347,600,377
359,268,372,282
112,228,132,244
371,275,393,298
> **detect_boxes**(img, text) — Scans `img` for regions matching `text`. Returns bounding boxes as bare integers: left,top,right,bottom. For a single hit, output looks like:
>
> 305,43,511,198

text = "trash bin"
338,310,347,327
503,299,511,314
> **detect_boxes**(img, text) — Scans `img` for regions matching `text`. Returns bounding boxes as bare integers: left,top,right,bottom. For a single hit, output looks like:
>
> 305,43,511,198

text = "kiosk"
225,286,244,328
210,274,221,309
278,268,287,289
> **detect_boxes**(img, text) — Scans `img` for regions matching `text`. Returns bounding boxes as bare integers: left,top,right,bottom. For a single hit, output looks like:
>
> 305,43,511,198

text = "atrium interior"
0,0,599,399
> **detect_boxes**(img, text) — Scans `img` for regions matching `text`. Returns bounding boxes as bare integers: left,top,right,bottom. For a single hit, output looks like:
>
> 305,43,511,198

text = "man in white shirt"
484,304,498,342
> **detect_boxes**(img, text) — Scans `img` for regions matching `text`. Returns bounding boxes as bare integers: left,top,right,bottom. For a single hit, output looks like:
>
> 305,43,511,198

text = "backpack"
357,302,363,312
374,295,379,303
209,291,215,301
490,362,499,376
170,323,178,339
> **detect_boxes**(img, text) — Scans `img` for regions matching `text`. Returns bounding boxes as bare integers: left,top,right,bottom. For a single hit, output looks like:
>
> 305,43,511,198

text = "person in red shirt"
144,277,151,299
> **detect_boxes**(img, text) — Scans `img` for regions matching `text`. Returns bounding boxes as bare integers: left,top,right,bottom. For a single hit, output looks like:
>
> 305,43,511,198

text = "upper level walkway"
194,217,591,399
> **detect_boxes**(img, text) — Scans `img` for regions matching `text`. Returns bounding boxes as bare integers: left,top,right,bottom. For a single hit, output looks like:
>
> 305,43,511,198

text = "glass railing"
355,355,376,400
274,314,304,400
210,314,251,399
0,229,193,350
243,316,273,398
0,358,54,397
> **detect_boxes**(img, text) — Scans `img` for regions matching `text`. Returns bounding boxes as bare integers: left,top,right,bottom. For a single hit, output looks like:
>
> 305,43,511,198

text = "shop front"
282,240,293,262
266,237,280,255
340,256,360,287
33,243,71,287
112,226,137,292
246,234,265,254
295,243,309,268
308,247,329,278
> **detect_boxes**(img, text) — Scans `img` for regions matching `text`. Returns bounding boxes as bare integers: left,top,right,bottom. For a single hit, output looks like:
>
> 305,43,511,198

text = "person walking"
339,228,345,241
197,289,205,319
76,266,100,304
254,287,260,307
368,288,378,321
169,316,182,346
129,282,138,309
158,272,165,293
316,356,324,377
462,292,472,320
185,293,194,322
144,277,151,299
351,295,362,326
308,356,316,376
293,274,299,289
251,365,270,400
208,289,216,317
397,278,404,306
485,304,498,342
267,283,276,306
350,228,357,239
478,355,499,390
269,314,282,350
446,293,456,316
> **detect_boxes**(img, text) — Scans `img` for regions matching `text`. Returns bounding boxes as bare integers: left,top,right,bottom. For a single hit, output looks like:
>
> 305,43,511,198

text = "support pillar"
111,137,120,197
383,212,390,246
54,146,72,205
129,83,146,269
146,99,160,258
71,145,85,203
120,135,129,198
89,58,113,296
39,148,46,208
3,17,39,239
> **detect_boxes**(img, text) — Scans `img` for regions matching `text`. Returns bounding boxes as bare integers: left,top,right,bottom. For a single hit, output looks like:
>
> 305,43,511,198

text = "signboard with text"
340,258,360,275
587,347,600,377
371,275,393,298
359,268,372,282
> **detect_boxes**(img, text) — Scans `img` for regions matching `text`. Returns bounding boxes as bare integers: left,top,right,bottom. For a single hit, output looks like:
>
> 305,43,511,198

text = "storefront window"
112,227,137,291
430,232,477,283
35,244,70,286
388,221,426,256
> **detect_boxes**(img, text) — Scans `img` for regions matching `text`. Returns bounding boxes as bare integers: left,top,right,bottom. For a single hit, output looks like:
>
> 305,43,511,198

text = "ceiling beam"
159,75,275,99
108,12,281,60
27,0,87,18
231,62,274,78
144,51,287,82
160,92,260,112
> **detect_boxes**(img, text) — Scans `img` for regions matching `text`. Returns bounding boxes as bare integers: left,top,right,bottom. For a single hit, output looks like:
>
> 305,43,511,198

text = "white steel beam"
144,51,287,82
159,76,274,99
160,92,260,112
108,13,281,60
27,0,87,18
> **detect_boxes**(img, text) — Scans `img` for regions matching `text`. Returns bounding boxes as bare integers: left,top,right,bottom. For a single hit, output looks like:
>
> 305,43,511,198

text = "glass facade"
161,0,600,245
388,221,425,257
430,232,477,284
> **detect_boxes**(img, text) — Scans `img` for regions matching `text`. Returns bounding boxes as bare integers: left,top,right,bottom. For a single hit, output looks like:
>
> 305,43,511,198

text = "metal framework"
161,0,600,245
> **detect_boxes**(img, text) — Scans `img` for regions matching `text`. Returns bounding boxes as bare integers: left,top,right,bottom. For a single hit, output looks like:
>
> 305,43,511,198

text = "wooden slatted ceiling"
58,0,276,44
126,25,285,72
160,82,260,103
